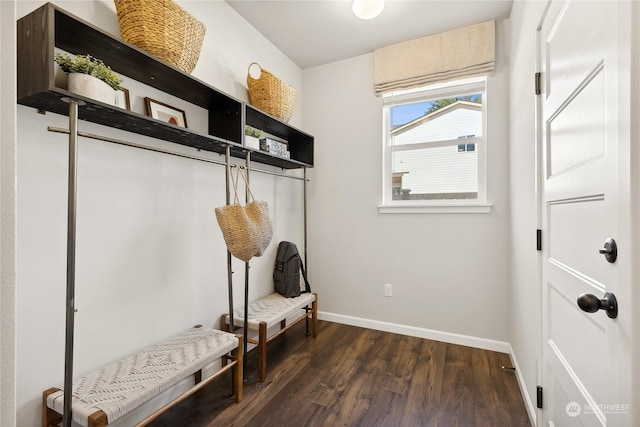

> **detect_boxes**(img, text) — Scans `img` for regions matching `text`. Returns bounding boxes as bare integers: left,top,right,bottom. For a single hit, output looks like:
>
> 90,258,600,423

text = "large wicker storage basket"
247,63,296,123
114,0,206,74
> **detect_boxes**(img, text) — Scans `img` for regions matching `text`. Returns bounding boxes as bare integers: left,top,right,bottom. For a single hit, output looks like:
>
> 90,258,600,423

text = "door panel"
547,67,604,177
548,347,603,425
544,1,607,109
548,282,611,404
548,198,609,285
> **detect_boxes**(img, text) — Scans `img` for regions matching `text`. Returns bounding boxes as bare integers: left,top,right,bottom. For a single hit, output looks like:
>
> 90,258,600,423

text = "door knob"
598,238,617,263
577,292,618,319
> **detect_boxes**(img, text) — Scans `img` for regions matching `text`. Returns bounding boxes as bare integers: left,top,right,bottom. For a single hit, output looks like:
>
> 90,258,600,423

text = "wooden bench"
43,325,242,427
222,292,317,383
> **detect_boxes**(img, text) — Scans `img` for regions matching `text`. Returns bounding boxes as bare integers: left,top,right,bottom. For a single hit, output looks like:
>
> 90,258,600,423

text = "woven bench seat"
43,325,242,427
222,292,317,382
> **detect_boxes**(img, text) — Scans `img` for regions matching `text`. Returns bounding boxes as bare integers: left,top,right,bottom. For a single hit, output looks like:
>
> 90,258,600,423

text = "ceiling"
225,0,514,69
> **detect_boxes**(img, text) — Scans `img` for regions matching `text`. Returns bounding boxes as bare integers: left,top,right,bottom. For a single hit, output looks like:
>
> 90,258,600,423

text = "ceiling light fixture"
352,0,384,20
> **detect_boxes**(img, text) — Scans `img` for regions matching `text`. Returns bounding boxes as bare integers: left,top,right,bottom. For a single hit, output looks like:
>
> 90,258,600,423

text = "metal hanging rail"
47,127,308,181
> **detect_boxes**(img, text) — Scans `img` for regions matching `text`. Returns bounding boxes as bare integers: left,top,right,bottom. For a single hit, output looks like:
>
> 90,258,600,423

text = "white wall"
634,4,640,423
507,1,547,423
624,5,640,424
14,1,305,426
1,1,18,426
302,20,511,347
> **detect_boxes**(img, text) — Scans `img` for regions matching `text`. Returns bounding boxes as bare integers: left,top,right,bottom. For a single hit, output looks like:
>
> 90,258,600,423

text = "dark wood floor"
150,320,531,427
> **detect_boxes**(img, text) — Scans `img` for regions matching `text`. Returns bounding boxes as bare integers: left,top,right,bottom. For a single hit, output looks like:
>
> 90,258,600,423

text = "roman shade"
374,20,495,95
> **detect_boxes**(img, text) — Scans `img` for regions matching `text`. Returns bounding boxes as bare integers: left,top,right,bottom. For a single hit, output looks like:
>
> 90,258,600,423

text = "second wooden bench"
222,292,317,382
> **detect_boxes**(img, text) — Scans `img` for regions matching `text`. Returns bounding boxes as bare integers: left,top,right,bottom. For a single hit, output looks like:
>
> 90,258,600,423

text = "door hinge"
535,72,542,95
537,385,543,408
536,229,542,251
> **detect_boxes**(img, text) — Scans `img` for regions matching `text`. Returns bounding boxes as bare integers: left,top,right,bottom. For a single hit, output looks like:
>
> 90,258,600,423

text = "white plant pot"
67,73,116,106
245,135,260,150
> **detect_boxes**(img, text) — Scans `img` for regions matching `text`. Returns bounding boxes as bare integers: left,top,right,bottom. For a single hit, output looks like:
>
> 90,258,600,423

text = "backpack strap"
297,254,311,293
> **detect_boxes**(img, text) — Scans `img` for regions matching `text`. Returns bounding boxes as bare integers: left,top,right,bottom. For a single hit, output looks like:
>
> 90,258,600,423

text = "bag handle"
247,62,262,81
297,254,312,293
230,165,241,204
230,166,256,204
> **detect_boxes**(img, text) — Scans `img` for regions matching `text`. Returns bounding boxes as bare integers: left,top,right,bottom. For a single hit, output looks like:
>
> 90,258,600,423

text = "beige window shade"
374,20,495,95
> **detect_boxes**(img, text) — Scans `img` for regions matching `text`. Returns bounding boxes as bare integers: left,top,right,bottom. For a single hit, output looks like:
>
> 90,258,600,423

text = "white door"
540,0,633,425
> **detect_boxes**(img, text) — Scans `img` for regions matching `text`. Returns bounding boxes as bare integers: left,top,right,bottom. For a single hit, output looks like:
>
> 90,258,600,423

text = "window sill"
378,203,493,214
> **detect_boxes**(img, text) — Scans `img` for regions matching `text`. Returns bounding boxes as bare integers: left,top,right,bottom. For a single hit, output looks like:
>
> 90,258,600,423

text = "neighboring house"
391,100,481,199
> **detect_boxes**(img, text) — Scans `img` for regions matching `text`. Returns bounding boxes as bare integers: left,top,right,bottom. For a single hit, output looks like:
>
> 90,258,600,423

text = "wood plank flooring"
150,321,531,427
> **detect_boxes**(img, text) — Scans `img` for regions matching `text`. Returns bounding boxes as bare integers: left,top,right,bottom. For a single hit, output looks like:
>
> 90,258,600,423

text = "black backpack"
273,241,311,298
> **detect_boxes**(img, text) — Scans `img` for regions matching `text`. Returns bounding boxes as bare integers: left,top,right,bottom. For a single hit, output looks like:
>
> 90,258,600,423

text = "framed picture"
115,88,130,110
144,97,187,128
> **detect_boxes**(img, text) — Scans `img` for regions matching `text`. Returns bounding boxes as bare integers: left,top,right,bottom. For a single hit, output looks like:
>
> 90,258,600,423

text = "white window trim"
379,77,491,214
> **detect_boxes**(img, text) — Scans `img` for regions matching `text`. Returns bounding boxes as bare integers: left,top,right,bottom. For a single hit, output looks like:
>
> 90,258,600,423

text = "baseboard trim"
506,344,538,426
318,311,510,354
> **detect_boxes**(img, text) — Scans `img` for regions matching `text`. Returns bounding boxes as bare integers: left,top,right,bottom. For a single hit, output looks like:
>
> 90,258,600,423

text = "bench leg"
43,388,62,427
88,410,108,427
43,388,108,427
311,293,318,338
220,314,229,332
234,337,244,402
258,321,267,383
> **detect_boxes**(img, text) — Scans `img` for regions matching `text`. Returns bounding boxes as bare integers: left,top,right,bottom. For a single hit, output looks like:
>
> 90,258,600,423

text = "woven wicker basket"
114,0,206,74
247,63,296,123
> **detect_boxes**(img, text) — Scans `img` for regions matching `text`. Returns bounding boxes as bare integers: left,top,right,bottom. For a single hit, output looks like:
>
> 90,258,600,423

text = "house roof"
392,100,481,135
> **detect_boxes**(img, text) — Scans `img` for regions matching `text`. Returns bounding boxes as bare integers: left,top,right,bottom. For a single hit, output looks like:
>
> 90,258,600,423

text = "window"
380,77,489,213
458,142,476,153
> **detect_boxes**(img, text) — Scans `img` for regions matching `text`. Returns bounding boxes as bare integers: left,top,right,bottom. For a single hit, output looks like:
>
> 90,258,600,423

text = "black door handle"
577,292,618,319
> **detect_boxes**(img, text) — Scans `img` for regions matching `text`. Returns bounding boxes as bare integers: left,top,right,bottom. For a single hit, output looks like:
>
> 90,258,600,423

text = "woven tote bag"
215,166,272,262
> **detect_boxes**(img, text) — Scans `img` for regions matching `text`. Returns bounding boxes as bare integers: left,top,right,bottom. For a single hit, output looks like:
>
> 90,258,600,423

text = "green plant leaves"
54,53,123,91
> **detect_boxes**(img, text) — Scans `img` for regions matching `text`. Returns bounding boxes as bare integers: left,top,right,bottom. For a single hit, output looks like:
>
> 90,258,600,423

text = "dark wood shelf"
234,147,312,170
245,105,314,167
20,88,237,154
17,2,314,168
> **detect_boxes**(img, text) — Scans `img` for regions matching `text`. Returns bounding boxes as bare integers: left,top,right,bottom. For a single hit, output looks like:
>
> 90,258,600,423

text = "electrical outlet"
384,283,393,297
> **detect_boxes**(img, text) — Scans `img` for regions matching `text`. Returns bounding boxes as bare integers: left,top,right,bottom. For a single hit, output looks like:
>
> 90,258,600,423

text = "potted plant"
54,53,123,106
245,125,263,150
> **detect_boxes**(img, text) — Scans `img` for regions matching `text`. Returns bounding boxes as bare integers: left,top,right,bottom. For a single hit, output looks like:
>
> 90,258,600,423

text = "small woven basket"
114,0,206,74
247,63,296,122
